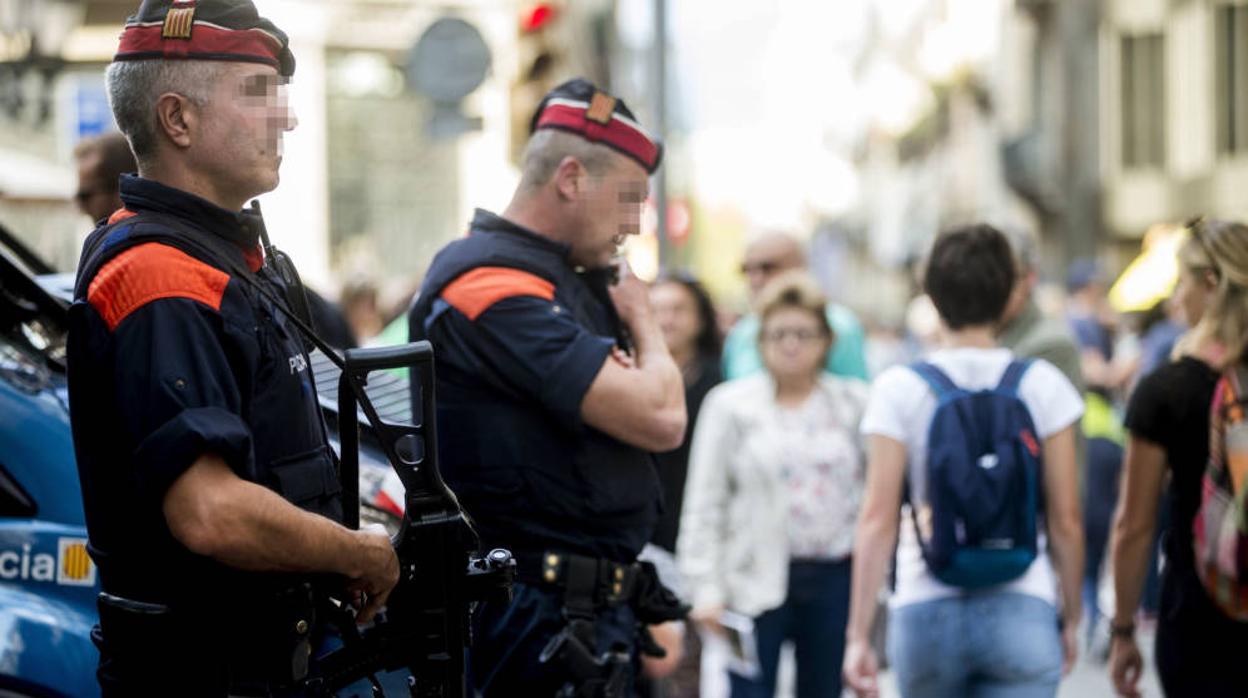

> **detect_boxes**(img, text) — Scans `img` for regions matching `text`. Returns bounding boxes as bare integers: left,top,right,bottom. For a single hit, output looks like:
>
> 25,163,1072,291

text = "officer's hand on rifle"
345,526,400,624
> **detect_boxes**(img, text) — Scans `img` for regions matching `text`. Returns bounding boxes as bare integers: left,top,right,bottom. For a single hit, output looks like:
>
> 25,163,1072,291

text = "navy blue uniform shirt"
67,175,341,607
409,210,661,563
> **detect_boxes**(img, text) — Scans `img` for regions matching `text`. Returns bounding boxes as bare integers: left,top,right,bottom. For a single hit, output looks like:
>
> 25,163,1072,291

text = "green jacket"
998,300,1085,394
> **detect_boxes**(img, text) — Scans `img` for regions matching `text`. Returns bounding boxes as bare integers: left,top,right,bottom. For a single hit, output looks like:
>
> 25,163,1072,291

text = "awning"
1109,223,1186,313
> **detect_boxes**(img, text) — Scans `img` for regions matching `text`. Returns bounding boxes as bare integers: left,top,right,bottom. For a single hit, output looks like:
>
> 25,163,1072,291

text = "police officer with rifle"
408,80,690,697
67,2,511,695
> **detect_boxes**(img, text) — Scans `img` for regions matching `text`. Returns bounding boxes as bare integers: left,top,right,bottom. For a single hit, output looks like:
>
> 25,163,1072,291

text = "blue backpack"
908,360,1043,588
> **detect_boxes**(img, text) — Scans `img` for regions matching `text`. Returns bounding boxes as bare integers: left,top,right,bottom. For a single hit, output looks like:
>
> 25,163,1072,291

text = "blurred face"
1173,265,1217,327
742,239,803,299
1000,265,1035,325
195,63,297,204
760,306,831,383
651,281,703,358
572,156,649,268
75,155,121,222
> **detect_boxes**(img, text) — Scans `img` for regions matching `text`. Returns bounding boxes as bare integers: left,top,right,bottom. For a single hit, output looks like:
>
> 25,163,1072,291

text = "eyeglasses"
741,260,781,276
75,188,105,205
761,327,825,344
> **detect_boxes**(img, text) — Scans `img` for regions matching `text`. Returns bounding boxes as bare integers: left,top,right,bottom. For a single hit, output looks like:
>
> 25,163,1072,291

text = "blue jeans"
728,558,851,698
887,593,1062,698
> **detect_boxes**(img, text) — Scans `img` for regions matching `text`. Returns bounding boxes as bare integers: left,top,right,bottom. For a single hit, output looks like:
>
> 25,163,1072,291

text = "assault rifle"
75,202,514,696
235,205,515,696
307,342,516,697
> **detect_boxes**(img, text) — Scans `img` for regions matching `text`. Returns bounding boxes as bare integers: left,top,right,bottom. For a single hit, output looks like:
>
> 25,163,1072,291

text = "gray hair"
105,59,227,165
517,129,618,191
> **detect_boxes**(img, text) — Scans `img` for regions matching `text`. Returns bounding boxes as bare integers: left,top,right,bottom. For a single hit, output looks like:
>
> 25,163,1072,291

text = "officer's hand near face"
582,262,686,452
346,525,401,624
607,262,653,330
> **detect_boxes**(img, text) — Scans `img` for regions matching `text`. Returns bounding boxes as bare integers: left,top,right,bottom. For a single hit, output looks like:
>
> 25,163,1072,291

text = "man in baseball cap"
67,2,398,694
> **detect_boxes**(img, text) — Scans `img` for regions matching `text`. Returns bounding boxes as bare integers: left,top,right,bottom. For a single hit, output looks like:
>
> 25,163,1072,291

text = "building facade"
1100,0,1248,242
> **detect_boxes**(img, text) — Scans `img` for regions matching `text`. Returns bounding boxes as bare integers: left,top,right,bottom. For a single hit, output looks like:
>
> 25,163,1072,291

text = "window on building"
1216,4,1248,156
1120,33,1166,170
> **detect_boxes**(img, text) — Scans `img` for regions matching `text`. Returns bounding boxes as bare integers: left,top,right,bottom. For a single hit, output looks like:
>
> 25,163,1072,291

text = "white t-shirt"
860,347,1084,609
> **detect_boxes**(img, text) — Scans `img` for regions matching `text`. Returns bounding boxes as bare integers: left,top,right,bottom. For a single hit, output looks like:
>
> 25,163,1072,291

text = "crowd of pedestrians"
548,218,1247,698
311,180,1247,697
60,5,1245,689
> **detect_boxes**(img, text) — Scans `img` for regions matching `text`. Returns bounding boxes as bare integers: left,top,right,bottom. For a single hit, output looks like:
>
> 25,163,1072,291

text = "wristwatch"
1109,620,1136,639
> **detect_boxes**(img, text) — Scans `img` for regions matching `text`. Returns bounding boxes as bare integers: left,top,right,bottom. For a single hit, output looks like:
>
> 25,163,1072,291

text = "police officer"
408,79,687,696
66,1,398,694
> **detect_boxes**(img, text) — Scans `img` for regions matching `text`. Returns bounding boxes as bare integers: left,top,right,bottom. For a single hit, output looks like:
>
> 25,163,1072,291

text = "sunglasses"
741,260,782,276
75,188,110,205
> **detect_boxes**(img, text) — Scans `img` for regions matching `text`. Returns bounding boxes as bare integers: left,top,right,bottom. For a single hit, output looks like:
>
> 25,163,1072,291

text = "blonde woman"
679,271,868,698
1109,219,1248,697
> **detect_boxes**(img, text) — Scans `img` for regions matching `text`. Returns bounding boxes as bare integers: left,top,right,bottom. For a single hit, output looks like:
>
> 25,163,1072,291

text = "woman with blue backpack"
843,224,1086,698
1108,218,1248,697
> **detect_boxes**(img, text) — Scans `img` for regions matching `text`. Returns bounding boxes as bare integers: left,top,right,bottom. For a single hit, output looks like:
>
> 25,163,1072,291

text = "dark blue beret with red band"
114,0,295,77
530,78,663,175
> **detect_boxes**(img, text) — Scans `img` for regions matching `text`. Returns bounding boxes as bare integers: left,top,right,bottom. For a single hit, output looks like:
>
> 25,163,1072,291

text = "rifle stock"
313,342,515,697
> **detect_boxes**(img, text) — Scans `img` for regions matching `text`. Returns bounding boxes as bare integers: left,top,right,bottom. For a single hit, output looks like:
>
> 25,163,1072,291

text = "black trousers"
468,582,639,697
1154,572,1248,697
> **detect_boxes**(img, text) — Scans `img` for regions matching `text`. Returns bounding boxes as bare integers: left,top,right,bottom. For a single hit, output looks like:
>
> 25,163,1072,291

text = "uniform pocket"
266,446,343,517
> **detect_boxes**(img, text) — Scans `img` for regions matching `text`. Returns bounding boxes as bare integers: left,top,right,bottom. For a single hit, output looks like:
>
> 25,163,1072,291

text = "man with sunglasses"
722,232,869,381
72,132,136,224
65,2,398,694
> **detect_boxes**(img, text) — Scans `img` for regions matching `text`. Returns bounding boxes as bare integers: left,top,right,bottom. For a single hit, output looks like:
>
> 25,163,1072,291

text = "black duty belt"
521,549,689,697
514,550,641,609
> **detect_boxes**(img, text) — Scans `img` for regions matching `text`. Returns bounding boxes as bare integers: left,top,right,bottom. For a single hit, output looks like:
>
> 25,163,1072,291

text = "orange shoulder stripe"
87,242,230,331
441,266,555,321
107,208,138,225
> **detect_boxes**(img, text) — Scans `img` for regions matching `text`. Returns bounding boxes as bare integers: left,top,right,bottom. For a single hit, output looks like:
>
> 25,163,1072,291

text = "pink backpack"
1194,365,1248,620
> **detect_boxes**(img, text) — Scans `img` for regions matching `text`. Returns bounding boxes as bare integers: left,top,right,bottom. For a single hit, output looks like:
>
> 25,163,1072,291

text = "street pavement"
1058,626,1162,698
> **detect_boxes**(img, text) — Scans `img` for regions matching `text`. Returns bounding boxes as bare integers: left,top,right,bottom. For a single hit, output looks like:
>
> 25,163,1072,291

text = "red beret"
530,78,662,174
114,0,295,77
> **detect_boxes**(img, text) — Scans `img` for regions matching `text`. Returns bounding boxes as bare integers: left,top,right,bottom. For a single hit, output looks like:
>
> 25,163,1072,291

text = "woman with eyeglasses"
1108,219,1248,697
678,271,868,698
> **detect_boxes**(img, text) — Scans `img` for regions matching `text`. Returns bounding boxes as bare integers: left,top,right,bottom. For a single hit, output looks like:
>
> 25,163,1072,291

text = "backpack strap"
910,361,959,399
1230,365,1248,400
997,359,1034,394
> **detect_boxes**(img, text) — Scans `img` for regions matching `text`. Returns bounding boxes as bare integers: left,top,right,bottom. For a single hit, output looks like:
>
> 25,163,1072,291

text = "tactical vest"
68,211,342,607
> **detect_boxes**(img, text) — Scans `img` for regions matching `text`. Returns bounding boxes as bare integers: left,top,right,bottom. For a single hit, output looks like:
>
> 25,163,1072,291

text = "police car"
0,224,404,697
